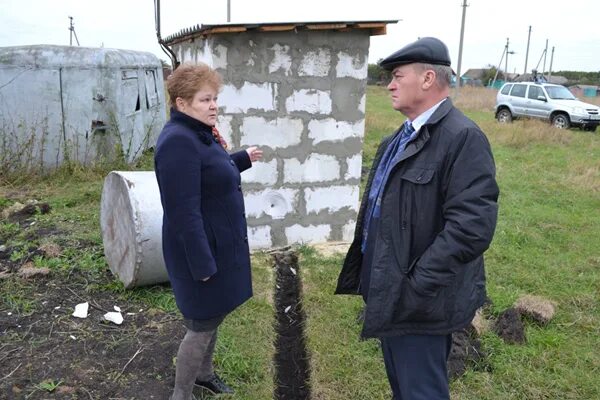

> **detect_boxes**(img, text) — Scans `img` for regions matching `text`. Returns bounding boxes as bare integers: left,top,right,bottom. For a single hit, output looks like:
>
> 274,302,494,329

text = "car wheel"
551,113,570,129
497,108,512,123
583,125,597,132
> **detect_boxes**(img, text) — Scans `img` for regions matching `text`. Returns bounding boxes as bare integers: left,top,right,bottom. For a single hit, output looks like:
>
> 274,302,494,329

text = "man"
336,37,499,399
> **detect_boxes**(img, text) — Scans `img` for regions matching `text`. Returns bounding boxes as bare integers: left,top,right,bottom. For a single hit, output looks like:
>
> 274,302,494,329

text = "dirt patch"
448,327,488,379
0,271,185,399
494,307,527,344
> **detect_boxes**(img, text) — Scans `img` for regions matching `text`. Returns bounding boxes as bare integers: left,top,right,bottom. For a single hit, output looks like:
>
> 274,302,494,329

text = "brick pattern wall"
171,30,370,248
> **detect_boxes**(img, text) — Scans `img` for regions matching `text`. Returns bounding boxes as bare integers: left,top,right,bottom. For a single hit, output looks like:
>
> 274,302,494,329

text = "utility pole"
456,0,468,92
548,46,555,82
504,38,515,82
68,16,80,46
227,0,231,22
524,25,531,74
491,39,507,88
542,39,548,76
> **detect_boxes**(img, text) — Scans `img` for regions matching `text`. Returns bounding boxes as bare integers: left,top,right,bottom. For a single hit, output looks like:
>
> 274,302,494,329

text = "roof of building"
0,45,160,68
163,20,399,45
461,68,487,79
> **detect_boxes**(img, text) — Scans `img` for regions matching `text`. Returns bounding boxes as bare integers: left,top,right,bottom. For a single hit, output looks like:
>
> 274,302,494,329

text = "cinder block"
244,188,298,219
216,115,233,146
285,224,332,244
345,154,362,180
269,44,292,75
284,154,340,183
298,49,331,77
304,186,359,214
342,221,356,241
248,225,272,249
336,51,368,79
242,159,278,185
286,89,332,114
308,118,365,144
240,116,303,149
220,82,278,113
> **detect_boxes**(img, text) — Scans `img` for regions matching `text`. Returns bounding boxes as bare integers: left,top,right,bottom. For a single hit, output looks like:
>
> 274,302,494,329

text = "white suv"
495,82,600,131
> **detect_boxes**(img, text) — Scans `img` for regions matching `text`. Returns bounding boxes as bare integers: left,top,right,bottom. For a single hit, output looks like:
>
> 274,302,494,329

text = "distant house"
569,84,599,97
460,68,487,86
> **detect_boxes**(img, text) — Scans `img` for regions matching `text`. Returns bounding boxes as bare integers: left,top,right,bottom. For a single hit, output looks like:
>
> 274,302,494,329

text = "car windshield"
545,86,576,100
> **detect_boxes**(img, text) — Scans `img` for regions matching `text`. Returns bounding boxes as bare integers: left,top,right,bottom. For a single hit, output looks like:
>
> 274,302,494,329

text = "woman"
154,63,262,400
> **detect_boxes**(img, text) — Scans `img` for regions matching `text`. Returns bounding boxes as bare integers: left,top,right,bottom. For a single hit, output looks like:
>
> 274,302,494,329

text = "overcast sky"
1,0,598,74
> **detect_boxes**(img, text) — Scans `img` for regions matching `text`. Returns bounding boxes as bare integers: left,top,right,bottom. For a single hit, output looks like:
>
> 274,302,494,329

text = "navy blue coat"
154,109,253,320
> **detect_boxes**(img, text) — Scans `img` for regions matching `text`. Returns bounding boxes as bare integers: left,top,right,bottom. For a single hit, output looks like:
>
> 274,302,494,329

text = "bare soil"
0,207,190,400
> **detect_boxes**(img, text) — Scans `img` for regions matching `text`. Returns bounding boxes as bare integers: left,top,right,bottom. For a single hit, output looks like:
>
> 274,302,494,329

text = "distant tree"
481,65,498,86
553,71,600,85
368,59,391,85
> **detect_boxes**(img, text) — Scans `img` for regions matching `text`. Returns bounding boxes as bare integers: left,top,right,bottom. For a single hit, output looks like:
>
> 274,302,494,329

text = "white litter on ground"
72,302,89,319
104,311,124,325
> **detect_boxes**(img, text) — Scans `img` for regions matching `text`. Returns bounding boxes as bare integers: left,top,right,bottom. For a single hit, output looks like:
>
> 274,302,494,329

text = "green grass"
1,87,599,399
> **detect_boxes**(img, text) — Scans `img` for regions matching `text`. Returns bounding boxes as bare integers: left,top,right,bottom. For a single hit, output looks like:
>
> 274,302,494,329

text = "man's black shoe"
194,374,234,395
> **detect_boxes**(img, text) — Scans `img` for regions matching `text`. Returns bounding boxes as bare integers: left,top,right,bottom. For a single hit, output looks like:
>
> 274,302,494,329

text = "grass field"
1,86,599,399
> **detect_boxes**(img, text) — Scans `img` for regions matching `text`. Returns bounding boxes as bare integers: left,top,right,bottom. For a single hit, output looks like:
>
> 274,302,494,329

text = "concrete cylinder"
100,171,166,288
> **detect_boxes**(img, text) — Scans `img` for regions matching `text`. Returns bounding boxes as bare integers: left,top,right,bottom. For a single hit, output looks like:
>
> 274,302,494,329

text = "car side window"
501,84,513,95
528,86,544,100
510,84,527,98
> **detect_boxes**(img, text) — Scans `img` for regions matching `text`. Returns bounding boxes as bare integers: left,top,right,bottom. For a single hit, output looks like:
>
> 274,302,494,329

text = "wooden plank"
370,26,387,36
205,26,247,34
305,23,347,30
353,23,387,29
258,25,297,32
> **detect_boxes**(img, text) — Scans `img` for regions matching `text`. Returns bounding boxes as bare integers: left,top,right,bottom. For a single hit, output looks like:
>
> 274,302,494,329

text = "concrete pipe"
100,171,166,288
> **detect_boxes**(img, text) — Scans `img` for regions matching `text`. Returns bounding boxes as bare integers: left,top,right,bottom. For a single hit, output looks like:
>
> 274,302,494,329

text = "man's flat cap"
379,37,451,71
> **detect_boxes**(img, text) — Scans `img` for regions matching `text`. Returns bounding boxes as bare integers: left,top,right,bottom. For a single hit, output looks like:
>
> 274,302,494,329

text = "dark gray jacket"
336,99,499,338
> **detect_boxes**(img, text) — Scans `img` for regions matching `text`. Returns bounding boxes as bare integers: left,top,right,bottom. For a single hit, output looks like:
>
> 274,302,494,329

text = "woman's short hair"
166,63,222,107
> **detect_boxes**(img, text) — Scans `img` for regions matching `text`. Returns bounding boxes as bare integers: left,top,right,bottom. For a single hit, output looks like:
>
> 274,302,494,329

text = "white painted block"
216,115,233,146
248,225,272,249
220,83,277,113
244,188,298,219
286,89,332,114
298,49,331,77
359,94,366,114
305,186,359,214
241,159,278,185
240,116,303,149
285,224,332,244
284,154,340,183
336,52,368,79
342,220,356,242
345,154,362,180
269,44,292,75
308,118,365,144
182,48,193,63
212,44,228,69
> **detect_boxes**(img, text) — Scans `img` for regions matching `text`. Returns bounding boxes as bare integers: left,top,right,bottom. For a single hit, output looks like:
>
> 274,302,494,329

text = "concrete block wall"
171,30,371,249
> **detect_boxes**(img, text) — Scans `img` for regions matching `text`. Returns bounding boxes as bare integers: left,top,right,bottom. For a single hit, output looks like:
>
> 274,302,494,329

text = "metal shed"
0,45,166,171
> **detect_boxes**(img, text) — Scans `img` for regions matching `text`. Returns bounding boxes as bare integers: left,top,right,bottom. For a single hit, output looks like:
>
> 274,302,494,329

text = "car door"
525,85,551,119
508,84,528,117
